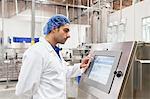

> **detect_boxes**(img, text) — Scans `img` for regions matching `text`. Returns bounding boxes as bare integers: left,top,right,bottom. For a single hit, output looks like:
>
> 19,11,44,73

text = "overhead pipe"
35,0,90,9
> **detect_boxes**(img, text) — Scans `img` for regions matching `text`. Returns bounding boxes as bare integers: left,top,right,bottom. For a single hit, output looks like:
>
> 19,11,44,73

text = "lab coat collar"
39,37,54,52
39,37,62,61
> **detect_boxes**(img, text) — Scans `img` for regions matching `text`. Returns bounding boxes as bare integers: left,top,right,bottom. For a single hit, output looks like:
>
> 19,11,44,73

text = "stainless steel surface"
133,43,150,99
78,41,137,99
78,88,98,99
77,42,150,99
134,64,150,99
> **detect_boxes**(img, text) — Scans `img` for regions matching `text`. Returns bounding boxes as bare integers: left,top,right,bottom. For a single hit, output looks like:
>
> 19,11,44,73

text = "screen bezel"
84,51,122,93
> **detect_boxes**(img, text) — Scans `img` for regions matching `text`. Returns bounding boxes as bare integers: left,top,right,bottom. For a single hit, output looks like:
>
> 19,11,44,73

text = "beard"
58,38,67,44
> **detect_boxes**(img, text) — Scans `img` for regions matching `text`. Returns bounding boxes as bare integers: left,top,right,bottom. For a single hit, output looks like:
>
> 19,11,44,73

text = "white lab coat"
15,37,85,99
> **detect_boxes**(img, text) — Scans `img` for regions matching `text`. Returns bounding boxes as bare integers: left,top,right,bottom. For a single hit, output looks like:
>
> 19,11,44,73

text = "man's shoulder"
31,42,43,48
25,42,44,54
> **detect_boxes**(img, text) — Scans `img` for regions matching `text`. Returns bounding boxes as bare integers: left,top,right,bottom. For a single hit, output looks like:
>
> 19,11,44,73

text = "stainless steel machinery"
78,41,138,99
77,41,150,99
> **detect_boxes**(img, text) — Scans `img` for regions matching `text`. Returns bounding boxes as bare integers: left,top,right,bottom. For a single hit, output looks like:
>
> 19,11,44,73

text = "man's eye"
63,29,69,32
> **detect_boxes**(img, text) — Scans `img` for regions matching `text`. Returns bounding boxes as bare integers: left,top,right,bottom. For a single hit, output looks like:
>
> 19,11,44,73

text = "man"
15,14,91,99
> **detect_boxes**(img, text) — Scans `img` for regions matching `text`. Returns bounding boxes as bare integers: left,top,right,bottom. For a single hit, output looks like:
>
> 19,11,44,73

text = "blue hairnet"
43,14,70,35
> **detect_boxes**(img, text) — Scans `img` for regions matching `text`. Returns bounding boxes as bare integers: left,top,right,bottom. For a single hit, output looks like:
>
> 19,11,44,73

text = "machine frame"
84,50,122,93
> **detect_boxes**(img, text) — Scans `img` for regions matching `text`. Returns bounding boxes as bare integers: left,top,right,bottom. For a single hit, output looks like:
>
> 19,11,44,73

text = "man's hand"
80,55,93,70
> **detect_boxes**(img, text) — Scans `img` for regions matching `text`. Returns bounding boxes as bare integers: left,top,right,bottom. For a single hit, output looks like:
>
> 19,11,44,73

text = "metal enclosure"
78,41,137,99
133,42,150,99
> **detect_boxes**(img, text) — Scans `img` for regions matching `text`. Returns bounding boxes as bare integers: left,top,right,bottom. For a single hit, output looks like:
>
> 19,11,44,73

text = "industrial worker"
15,14,91,99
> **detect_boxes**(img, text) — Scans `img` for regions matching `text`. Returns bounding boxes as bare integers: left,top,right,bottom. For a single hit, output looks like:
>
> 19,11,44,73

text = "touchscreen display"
88,55,115,85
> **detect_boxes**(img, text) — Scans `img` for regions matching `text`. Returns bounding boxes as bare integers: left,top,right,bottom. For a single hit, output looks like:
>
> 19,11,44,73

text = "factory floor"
0,81,23,99
1,70,149,99
0,79,78,99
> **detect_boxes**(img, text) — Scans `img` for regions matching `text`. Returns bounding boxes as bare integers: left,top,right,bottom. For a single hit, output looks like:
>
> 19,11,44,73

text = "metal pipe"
31,0,35,44
66,3,69,18
1,0,4,46
36,1,90,9
73,0,75,24
87,0,90,25
1,0,10,88
133,0,136,41
56,5,58,14
5,53,9,88
86,0,90,43
1,0,4,62
98,0,101,43
15,0,18,15
78,0,82,44
120,0,123,21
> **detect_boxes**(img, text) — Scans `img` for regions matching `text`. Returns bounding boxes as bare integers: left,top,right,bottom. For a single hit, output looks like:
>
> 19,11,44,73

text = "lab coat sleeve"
15,50,43,97
66,63,86,78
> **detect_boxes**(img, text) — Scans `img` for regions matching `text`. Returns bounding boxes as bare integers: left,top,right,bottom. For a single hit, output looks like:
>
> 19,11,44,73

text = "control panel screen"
88,56,115,85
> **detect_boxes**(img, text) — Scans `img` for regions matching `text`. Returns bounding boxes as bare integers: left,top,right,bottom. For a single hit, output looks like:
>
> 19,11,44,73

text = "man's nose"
67,33,70,38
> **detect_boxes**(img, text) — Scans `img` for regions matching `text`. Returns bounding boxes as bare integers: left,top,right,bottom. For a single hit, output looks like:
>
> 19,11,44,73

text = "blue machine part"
13,37,39,43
